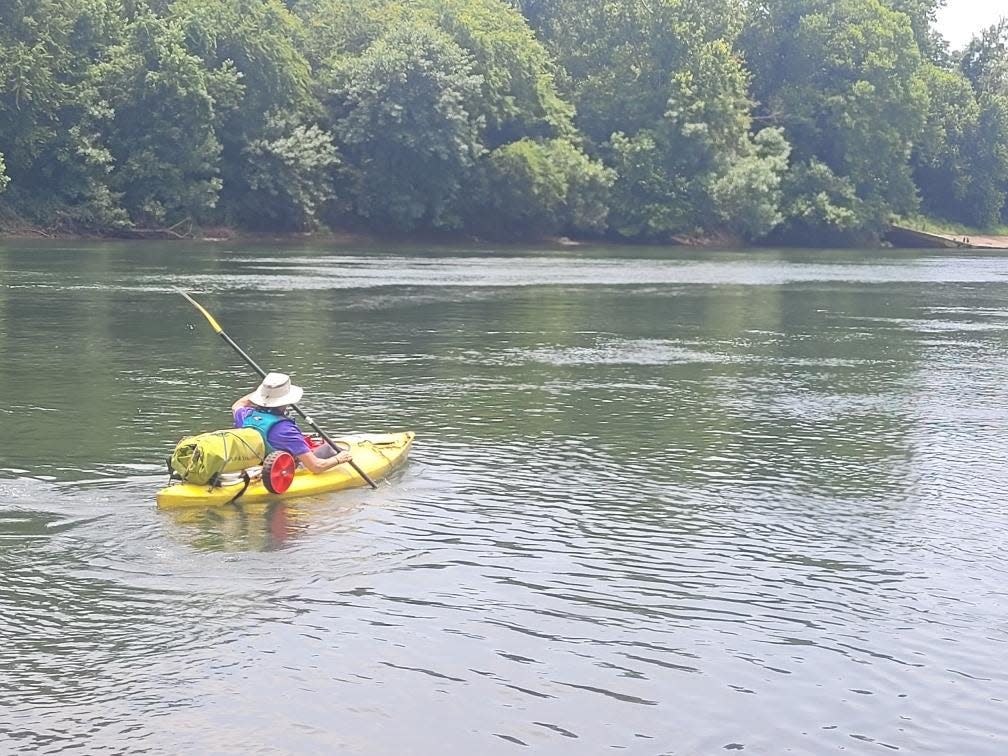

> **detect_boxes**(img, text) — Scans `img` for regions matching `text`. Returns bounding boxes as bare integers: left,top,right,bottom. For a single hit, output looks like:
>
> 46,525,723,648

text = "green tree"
890,0,947,61
911,65,989,225
0,0,127,228
709,127,791,240
911,16,1008,228
524,0,791,240
778,159,864,243
93,12,222,226
469,137,613,238
415,0,572,147
238,114,339,229
300,0,571,145
963,94,1008,225
301,0,582,235
507,0,550,29
294,0,404,65
169,0,328,227
324,23,484,230
960,18,1008,96
742,0,928,240
531,0,743,141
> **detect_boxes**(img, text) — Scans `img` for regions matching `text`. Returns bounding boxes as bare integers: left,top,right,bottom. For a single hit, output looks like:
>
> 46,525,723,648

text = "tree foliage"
0,0,127,227
532,0,745,143
170,0,323,224
324,23,484,230
417,0,573,147
237,114,339,229
0,0,1006,241
890,0,947,61
93,12,223,226
709,127,791,240
912,65,994,225
535,1,789,240
470,137,613,238
961,18,1008,97
742,0,928,239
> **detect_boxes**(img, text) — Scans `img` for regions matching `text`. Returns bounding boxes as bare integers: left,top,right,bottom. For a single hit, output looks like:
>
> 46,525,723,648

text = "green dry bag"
169,428,266,485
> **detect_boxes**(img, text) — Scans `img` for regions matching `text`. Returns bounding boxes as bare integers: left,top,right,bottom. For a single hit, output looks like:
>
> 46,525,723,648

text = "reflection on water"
166,500,307,552
1,243,1008,753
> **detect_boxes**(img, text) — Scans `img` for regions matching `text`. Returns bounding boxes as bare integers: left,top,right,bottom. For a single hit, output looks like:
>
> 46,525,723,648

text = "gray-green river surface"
1,242,1007,754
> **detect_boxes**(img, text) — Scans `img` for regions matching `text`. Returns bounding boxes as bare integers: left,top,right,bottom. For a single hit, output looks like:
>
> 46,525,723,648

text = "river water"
1,242,1006,753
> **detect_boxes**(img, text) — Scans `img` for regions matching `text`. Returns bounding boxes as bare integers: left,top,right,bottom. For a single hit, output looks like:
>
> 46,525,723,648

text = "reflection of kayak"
156,432,414,509
163,499,306,552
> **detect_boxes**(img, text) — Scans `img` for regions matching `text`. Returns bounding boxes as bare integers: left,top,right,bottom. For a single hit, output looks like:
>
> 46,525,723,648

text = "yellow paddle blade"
178,290,224,334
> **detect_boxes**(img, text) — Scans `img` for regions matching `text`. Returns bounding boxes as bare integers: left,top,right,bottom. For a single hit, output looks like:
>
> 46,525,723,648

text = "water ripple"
2,244,1008,753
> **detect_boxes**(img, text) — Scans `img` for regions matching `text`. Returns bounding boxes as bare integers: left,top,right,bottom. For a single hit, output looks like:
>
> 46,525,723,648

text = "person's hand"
334,451,353,465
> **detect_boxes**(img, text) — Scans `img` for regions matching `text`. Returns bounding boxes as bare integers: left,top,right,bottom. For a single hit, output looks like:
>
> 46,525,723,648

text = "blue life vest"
240,409,288,453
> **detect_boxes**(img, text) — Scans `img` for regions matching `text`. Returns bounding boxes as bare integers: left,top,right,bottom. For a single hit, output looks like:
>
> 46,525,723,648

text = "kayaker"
232,372,353,473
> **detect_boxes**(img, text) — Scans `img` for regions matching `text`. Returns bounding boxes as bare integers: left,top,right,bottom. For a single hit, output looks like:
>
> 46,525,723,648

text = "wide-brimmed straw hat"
249,372,303,408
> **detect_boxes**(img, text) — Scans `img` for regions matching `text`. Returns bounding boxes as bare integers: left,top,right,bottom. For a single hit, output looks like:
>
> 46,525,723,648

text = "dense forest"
0,0,1006,244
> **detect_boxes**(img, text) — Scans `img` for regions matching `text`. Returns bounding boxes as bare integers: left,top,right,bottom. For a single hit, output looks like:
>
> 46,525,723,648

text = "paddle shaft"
180,291,378,489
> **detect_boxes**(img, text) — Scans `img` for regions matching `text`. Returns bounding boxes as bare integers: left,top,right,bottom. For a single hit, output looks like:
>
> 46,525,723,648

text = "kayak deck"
156,431,414,509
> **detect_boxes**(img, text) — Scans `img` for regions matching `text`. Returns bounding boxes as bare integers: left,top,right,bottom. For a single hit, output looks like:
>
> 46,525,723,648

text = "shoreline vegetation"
0,216,748,248
5,216,1008,251
3,2,1008,248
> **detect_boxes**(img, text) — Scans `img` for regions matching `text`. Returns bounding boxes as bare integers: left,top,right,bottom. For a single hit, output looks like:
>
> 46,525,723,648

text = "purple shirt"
234,407,311,457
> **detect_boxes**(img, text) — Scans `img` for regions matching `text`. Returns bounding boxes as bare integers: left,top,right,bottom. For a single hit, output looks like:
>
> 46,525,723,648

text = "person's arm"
297,448,353,474
232,392,256,413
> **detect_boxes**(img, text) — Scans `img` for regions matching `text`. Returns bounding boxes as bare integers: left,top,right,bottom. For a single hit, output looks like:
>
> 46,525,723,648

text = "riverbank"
885,225,1008,249
0,221,744,250
886,216,1008,249
4,218,1007,250
0,220,377,246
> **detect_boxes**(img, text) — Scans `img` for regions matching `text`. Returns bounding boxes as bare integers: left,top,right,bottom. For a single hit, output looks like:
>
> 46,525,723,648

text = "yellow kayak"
156,432,414,509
